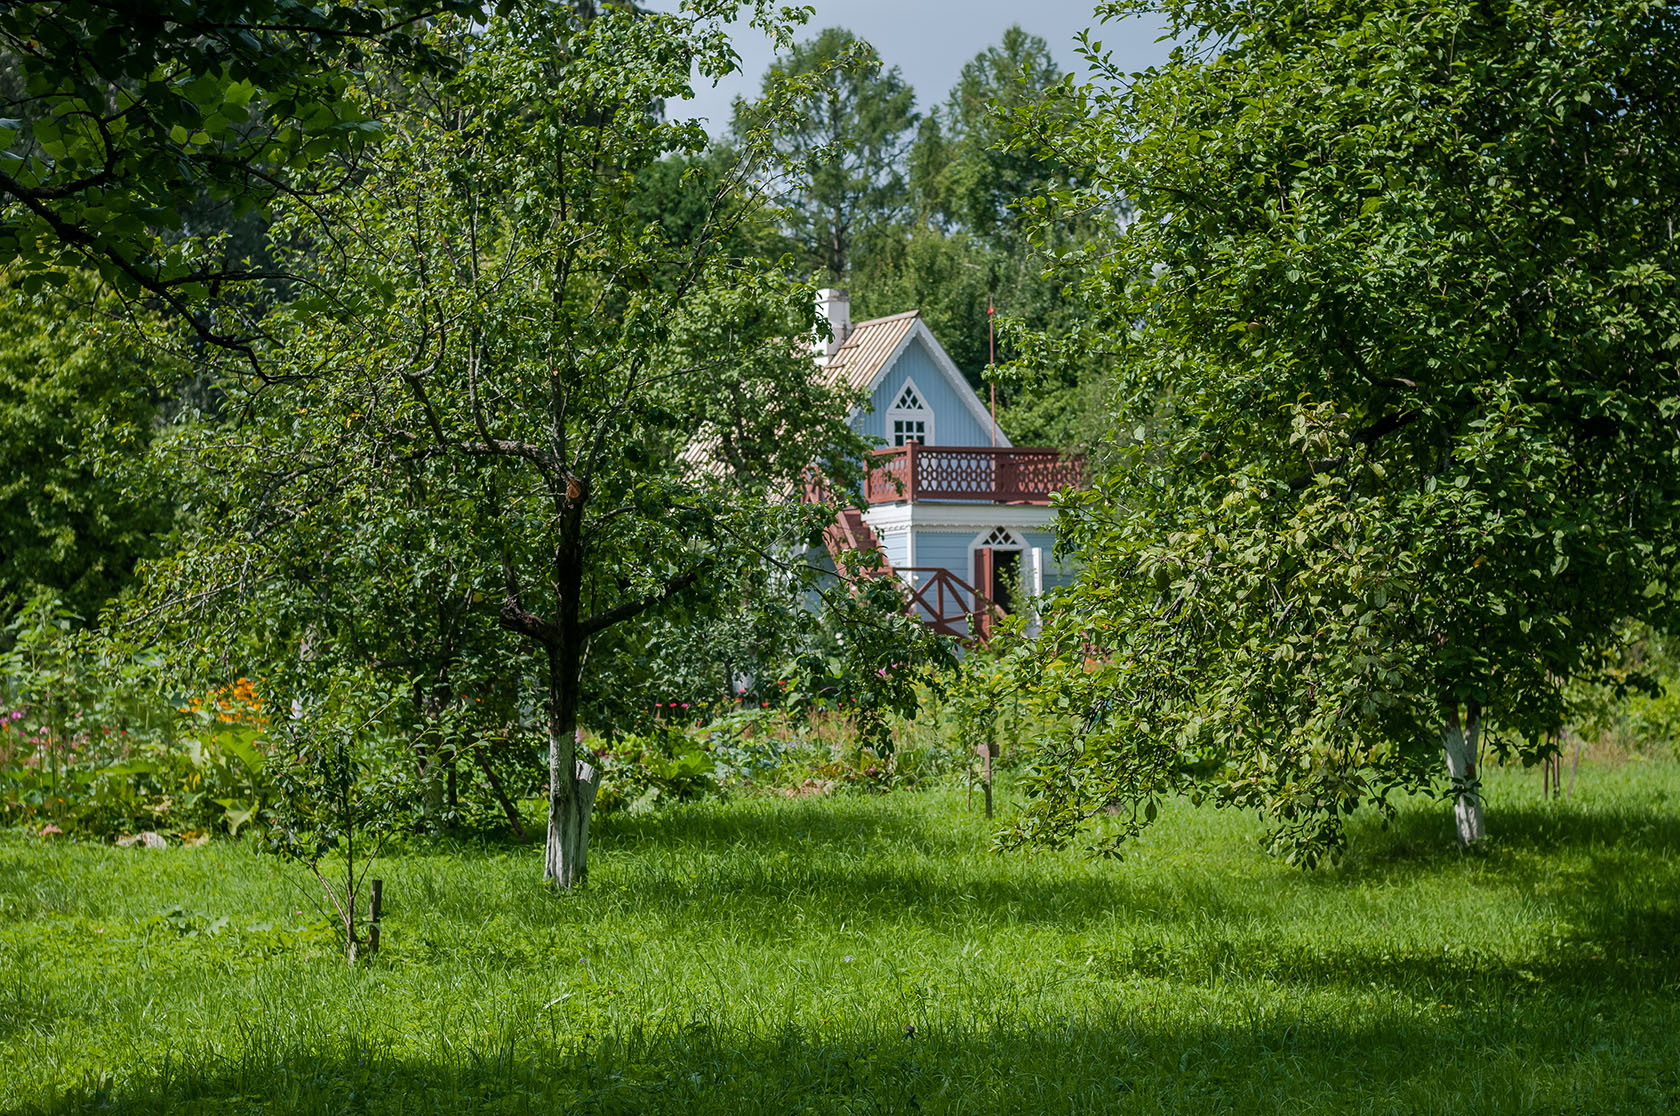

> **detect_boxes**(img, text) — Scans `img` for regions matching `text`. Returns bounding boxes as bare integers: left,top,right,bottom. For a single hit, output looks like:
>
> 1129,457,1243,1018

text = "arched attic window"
887,379,932,446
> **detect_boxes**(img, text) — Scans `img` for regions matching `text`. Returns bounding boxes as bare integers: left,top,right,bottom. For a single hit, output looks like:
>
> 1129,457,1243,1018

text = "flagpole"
988,298,997,448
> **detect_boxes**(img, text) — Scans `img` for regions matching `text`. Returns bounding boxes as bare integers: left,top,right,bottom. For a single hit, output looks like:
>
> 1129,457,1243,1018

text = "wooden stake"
1543,731,1561,799
368,878,383,956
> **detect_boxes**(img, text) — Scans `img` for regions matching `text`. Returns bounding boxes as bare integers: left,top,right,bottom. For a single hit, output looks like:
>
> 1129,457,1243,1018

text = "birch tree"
1007,0,1680,859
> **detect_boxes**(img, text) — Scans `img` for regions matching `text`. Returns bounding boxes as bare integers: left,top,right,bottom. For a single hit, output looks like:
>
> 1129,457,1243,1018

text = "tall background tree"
732,26,917,283
1005,0,1680,860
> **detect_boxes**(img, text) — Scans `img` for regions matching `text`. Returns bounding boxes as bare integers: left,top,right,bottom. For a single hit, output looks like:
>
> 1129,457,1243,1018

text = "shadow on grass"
368,789,970,862
1334,794,1680,878
592,790,983,855
1096,908,1680,1001
14,1005,1680,1116
433,788,1680,963
570,794,1259,938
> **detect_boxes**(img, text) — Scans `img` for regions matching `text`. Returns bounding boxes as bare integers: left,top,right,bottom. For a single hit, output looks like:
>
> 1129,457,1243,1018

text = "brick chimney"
814,288,851,364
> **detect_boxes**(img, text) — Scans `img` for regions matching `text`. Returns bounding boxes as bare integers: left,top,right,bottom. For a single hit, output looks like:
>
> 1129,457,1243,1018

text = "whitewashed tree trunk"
542,640,597,888
545,759,598,886
1441,701,1486,845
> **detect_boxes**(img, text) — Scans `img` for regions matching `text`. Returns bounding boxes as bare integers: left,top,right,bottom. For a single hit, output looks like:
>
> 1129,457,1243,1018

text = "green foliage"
0,0,481,352
131,4,899,882
259,673,410,866
1565,628,1680,760
1010,0,1680,860
592,722,719,816
776,577,956,757
0,592,526,842
0,595,269,837
625,148,786,291
949,645,1020,761
0,271,174,621
3,760,1679,1113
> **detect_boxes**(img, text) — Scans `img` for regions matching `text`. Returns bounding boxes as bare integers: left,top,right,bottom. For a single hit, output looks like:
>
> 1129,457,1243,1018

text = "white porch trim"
862,502,1060,534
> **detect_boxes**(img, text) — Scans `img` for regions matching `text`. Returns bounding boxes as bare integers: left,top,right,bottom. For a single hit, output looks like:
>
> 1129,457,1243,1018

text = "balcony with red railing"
863,443,1084,505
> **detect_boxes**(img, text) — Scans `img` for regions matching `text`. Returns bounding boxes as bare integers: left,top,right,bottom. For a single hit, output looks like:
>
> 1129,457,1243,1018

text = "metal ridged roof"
681,310,921,478
820,310,920,394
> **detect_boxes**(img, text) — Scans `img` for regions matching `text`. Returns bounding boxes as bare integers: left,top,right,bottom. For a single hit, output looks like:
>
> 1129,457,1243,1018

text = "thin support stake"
368,878,383,956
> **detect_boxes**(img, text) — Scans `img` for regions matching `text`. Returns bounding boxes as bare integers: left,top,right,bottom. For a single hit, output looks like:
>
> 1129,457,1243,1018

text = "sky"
660,1,1179,134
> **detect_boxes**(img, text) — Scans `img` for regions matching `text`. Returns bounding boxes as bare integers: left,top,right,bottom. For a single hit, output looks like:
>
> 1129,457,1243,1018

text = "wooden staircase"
824,506,894,580
821,508,1003,642
808,475,1004,643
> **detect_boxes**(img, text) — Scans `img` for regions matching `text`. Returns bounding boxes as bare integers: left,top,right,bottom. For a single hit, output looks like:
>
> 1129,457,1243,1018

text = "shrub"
593,722,720,815
0,594,270,837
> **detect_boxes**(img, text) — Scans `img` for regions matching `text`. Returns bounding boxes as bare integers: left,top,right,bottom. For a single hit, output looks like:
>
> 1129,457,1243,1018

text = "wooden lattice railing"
864,444,1082,505
897,567,1002,641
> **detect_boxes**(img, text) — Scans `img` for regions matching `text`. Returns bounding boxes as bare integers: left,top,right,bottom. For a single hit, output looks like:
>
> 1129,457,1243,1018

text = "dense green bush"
593,723,721,816
1564,628,1680,760
589,698,981,817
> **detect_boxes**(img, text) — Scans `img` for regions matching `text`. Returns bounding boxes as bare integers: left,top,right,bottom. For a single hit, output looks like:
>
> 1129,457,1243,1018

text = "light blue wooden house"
808,290,1082,640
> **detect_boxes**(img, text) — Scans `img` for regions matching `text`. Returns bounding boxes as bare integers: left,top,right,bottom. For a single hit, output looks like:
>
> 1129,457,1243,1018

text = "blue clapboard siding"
853,333,995,447
876,528,911,569
906,526,1075,592
909,529,975,576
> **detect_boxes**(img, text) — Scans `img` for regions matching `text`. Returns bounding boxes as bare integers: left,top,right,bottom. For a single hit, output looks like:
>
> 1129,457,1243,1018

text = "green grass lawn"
2,757,1677,1115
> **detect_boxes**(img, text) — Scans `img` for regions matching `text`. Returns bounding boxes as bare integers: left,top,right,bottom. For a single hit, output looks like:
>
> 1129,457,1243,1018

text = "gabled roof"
822,309,1011,448
820,310,920,393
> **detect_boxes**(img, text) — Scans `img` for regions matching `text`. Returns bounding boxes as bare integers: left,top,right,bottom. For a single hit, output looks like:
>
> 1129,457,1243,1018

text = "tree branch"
498,595,560,648
1287,409,1419,491
580,563,708,639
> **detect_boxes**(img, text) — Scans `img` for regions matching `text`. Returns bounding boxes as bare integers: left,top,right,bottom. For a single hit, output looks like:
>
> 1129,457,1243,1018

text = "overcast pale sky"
661,1,1178,133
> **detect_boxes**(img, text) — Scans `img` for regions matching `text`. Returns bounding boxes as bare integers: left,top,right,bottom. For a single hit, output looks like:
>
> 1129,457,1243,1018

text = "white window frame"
886,376,934,447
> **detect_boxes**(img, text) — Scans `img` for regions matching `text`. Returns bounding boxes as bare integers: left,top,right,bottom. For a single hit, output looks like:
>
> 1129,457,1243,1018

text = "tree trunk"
475,740,529,842
1441,700,1486,845
544,637,597,887
416,673,451,819
546,756,599,885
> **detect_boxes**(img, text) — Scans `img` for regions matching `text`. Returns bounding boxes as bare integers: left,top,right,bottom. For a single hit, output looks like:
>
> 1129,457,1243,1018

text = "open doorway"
971,528,1026,637
985,548,1020,613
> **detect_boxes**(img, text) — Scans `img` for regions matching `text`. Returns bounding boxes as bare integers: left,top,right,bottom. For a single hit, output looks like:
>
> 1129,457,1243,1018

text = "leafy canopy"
0,0,480,355
0,270,174,622
137,2,887,882
1009,0,1680,860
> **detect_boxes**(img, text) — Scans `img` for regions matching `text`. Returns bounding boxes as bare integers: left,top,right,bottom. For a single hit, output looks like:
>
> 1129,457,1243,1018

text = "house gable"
852,322,1010,449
